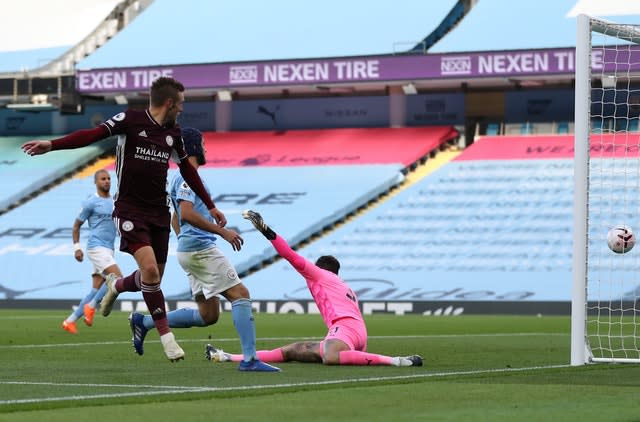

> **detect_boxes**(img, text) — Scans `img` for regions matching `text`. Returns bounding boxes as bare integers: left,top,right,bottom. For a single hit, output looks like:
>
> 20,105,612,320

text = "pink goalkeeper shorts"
322,317,368,352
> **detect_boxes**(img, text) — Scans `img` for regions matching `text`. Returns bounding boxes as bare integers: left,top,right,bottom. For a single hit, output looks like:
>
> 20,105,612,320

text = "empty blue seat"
557,122,569,134
486,123,500,135
520,123,533,134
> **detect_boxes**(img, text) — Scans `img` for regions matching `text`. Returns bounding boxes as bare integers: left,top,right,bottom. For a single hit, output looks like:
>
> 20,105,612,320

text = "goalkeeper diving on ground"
206,210,423,367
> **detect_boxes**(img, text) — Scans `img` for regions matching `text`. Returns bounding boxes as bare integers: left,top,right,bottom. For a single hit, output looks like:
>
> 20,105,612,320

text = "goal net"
572,15,640,364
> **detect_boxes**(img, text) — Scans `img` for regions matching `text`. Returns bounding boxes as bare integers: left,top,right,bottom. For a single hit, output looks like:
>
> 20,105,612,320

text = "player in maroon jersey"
22,77,225,362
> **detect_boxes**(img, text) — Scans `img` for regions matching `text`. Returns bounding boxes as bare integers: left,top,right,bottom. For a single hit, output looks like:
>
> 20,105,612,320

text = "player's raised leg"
63,286,101,333
99,273,121,317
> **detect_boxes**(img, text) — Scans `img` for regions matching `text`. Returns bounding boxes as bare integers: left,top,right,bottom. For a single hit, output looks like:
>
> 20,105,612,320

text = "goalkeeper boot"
160,332,185,362
129,312,149,356
205,344,231,362
99,273,119,317
397,355,423,367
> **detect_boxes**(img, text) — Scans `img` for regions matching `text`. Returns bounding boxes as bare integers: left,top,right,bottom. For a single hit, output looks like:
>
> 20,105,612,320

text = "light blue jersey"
169,173,217,252
77,193,116,250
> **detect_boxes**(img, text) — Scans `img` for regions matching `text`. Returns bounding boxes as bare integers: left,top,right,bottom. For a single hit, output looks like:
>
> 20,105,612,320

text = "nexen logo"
229,66,258,84
441,56,472,75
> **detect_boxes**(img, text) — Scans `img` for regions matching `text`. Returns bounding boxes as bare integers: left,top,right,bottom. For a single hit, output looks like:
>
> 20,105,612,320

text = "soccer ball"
607,225,636,254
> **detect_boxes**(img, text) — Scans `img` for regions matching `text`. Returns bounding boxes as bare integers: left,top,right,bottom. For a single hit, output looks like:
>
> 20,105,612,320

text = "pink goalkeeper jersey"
272,235,363,327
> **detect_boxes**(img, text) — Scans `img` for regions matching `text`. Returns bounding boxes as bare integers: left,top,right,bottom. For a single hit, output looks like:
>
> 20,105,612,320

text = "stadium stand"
407,0,476,53
0,125,460,301
0,164,404,300
0,136,113,212
192,127,459,168
241,135,580,306
1,0,639,316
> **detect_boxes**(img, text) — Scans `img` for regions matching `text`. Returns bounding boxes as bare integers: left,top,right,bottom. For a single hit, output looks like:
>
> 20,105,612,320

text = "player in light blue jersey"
127,127,279,371
62,170,123,334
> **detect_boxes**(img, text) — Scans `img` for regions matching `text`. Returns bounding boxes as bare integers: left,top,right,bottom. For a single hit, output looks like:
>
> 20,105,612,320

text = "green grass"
1,310,640,421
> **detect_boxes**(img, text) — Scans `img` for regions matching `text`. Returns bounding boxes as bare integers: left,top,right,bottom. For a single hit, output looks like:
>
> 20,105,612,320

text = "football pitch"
2,310,640,421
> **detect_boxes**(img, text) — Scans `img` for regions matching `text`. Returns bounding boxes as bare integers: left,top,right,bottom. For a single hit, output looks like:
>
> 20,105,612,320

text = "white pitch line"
0,316,64,320
0,333,568,350
0,364,570,405
0,381,204,389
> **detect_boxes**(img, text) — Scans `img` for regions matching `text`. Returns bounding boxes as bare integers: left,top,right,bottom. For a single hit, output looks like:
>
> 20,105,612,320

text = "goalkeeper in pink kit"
206,210,422,367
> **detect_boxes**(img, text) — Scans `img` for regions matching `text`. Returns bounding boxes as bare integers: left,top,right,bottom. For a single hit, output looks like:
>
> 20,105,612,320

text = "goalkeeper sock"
255,349,285,362
338,350,394,366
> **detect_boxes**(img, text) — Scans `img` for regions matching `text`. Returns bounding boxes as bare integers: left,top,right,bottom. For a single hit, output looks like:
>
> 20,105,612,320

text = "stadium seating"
0,136,113,211
238,132,640,303
520,122,533,135
0,164,404,300
241,135,579,302
194,126,459,168
486,123,501,136
556,122,570,134
0,126,457,301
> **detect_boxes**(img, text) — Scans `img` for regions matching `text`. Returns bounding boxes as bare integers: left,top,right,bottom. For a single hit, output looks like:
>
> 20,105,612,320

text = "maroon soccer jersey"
101,109,187,217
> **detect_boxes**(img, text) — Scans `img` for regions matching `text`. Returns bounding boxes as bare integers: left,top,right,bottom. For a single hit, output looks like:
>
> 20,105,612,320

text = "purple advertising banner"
76,46,640,93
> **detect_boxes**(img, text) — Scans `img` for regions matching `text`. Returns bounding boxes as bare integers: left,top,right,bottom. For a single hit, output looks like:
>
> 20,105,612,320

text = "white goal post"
572,14,640,365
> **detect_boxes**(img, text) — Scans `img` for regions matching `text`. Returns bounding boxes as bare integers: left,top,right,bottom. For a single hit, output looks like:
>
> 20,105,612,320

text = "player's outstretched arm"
179,201,243,251
23,127,109,156
242,210,276,240
243,210,308,271
21,140,52,156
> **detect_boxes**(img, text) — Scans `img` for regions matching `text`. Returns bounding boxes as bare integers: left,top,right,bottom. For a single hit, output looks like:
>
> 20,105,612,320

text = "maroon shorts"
113,211,170,264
